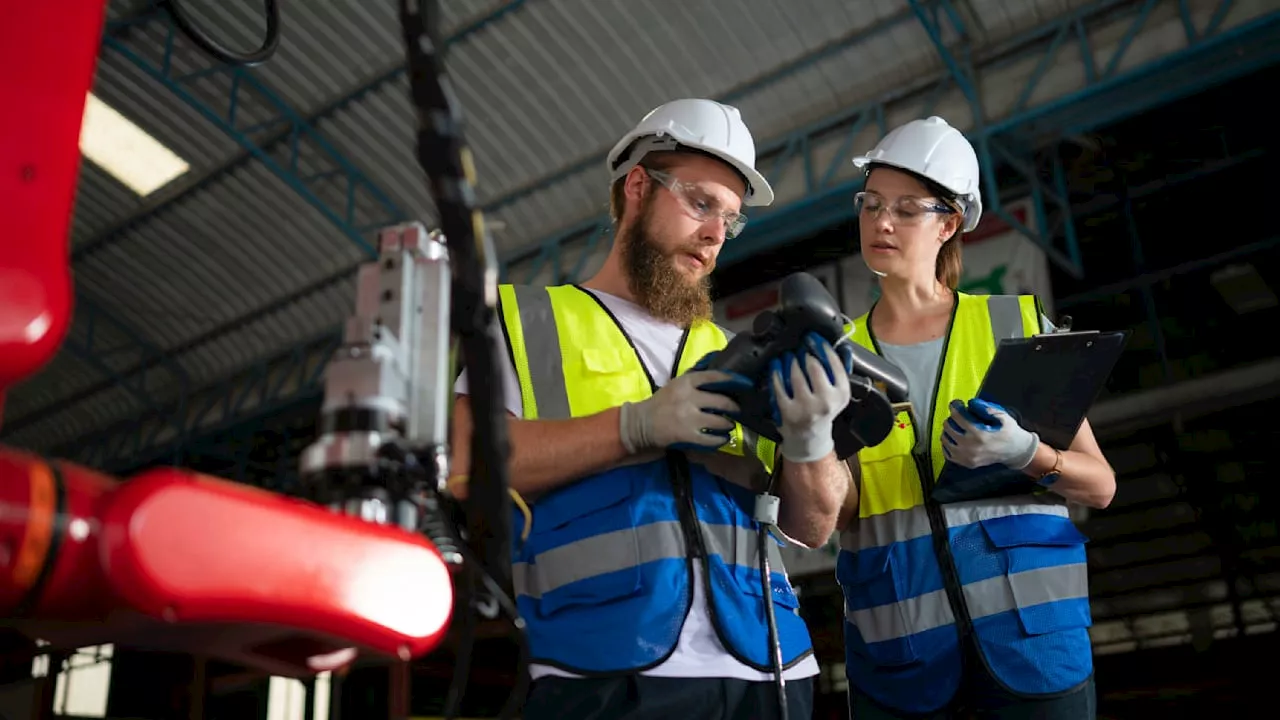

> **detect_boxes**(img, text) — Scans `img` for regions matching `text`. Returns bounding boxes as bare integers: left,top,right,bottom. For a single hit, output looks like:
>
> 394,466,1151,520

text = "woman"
832,116,1116,719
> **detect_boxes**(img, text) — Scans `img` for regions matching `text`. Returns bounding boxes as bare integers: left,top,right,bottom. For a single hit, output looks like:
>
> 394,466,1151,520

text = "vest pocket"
732,535,800,612
577,347,646,407
527,474,643,618
838,547,919,666
979,515,1092,636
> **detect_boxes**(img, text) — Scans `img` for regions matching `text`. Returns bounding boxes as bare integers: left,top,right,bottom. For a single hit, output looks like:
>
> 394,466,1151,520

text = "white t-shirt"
454,288,820,683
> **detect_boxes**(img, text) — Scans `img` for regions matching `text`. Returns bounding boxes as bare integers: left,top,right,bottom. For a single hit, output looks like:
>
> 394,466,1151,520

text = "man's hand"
942,398,1039,469
619,370,749,453
769,333,854,463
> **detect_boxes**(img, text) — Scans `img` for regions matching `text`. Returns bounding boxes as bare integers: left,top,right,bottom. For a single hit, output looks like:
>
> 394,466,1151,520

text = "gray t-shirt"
878,314,1056,432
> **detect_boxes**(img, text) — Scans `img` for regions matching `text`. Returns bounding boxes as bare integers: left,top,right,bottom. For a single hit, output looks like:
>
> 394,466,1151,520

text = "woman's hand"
941,398,1039,470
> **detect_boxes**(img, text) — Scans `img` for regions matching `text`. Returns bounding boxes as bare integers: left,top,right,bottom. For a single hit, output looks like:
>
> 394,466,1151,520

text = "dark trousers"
848,640,1096,720
523,674,815,720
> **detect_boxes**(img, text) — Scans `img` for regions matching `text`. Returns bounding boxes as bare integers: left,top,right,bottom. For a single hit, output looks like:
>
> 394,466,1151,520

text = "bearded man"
452,99,853,720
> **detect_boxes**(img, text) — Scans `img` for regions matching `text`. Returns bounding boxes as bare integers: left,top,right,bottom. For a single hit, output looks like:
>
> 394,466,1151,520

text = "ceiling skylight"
80,93,190,197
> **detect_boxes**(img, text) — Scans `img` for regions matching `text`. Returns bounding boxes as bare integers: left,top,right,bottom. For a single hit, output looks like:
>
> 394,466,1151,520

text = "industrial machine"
0,1,521,718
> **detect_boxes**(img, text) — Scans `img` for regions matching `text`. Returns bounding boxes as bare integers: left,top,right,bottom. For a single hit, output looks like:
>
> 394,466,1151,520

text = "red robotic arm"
0,2,96,418
0,1,454,677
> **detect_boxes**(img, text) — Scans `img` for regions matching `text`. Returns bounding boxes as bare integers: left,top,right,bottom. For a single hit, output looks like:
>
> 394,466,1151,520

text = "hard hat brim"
718,151,774,207
609,133,775,208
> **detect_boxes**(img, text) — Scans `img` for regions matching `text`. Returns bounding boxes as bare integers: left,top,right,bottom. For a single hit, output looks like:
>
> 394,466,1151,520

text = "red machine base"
0,449,454,677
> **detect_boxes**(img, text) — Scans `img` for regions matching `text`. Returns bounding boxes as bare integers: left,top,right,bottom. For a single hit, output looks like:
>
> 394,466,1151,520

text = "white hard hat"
607,98,774,207
851,116,983,232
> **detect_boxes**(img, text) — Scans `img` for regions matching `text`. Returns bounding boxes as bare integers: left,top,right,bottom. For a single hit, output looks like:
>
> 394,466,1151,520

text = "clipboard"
930,329,1130,504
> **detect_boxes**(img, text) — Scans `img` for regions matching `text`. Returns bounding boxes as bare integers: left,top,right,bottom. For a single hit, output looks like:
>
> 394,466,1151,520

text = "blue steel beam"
52,0,1280,472
77,0,529,266
905,0,1078,276
55,331,341,473
479,5,921,215
0,291,192,442
88,11,406,262
501,0,1279,285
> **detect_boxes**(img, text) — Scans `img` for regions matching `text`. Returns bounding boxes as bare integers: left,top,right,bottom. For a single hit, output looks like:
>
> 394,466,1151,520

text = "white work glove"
619,370,747,453
769,333,854,463
942,398,1040,470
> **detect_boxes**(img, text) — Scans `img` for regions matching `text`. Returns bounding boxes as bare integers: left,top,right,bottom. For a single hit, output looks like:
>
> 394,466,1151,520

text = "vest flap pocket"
580,346,629,374
1013,592,1093,636
979,514,1092,636
739,563,800,611
532,473,634,532
528,473,644,619
848,545,893,584
1008,565,1093,636
979,513,1088,549
838,549,919,667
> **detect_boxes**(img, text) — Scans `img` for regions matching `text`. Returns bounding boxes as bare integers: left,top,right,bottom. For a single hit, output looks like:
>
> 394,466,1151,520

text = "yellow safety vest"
495,283,813,675
498,284,775,467
851,292,1041,506
837,292,1094,714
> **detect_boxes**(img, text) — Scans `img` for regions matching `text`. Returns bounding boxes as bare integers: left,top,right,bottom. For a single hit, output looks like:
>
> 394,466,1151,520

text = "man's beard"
621,197,714,326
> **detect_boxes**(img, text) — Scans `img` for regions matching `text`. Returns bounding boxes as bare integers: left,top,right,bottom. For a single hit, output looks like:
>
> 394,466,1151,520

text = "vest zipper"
669,451,708,560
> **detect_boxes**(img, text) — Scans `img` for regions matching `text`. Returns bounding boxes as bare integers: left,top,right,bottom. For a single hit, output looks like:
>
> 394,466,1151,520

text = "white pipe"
1090,357,1280,437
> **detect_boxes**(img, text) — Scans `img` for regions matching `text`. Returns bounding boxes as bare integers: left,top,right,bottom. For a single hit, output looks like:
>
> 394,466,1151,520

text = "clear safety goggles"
645,168,748,239
854,191,957,226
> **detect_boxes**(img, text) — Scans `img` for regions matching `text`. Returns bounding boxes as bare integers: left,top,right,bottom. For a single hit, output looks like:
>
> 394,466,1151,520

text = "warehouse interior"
1,0,1279,718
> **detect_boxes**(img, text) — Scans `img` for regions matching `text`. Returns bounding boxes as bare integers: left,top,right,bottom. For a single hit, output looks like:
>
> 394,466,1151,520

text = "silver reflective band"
986,294,1025,342
841,497,1070,551
514,520,786,599
511,284,571,420
846,563,1090,644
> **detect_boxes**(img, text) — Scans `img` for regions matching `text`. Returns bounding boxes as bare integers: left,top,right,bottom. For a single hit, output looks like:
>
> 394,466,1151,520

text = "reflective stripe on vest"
512,520,785,601
837,293,1093,713
496,283,809,674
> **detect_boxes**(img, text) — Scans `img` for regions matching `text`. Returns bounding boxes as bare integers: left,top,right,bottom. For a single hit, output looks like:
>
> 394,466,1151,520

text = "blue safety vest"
497,283,814,675
838,293,1093,714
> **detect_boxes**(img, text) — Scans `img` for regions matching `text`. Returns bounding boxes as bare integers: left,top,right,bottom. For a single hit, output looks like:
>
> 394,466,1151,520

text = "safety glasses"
645,167,748,239
854,191,956,226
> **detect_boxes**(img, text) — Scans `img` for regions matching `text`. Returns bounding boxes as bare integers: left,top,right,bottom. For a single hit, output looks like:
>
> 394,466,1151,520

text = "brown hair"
609,153,679,226
936,232,963,289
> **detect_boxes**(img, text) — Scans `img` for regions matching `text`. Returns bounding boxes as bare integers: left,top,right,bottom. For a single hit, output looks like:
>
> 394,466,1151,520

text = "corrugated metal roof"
2,0,1108,453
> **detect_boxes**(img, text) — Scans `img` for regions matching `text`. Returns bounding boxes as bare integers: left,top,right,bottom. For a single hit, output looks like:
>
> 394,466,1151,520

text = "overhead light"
80,93,190,197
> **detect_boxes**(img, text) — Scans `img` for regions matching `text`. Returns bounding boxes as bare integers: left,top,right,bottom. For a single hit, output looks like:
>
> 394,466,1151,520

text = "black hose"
758,526,789,720
397,2,525,718
442,571,478,719
397,0,514,588
164,0,281,67
758,462,789,720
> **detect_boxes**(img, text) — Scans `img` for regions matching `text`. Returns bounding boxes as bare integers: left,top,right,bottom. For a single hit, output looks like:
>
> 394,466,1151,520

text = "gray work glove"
770,333,854,463
619,370,746,453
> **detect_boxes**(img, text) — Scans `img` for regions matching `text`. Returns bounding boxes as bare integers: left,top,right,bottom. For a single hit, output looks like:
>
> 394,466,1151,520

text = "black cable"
397,0,514,588
441,569,478,719
449,541,529,720
758,464,790,720
164,0,281,67
397,7,523,720
758,529,788,719
480,564,530,720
